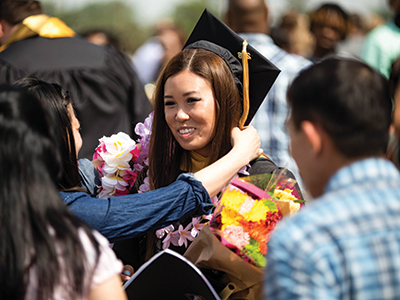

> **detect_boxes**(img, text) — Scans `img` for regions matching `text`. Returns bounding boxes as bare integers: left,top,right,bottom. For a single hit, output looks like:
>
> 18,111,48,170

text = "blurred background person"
308,3,350,63
226,0,312,189
337,12,368,58
0,0,152,159
81,28,122,51
360,0,400,78
132,20,185,86
270,9,315,58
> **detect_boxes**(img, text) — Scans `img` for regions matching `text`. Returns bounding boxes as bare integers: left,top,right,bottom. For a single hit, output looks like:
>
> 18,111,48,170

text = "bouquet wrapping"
184,170,304,299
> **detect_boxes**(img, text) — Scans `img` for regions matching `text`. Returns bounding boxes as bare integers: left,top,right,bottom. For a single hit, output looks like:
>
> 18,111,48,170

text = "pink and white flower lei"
93,112,154,199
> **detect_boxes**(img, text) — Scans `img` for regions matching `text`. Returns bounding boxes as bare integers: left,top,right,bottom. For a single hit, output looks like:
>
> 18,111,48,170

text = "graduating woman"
113,10,303,269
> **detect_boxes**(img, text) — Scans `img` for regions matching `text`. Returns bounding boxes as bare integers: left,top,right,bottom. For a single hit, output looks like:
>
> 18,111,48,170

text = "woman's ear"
301,120,323,156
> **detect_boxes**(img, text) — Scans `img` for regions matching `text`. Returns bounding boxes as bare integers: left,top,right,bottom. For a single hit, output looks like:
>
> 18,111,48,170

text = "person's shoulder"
365,22,400,41
270,193,341,244
274,49,312,70
60,190,91,205
248,156,277,175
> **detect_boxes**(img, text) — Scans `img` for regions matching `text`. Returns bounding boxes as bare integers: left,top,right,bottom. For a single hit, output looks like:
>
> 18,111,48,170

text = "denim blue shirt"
78,158,101,196
60,171,213,243
265,158,400,299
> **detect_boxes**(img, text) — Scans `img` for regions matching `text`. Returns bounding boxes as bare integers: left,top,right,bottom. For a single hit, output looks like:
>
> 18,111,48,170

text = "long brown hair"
148,48,242,190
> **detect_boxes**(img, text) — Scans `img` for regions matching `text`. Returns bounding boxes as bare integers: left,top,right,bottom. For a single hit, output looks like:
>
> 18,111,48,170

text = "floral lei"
93,112,153,199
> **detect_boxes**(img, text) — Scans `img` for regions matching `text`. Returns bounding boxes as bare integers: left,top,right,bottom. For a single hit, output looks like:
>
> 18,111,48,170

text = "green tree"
41,1,149,54
286,0,308,13
171,0,220,40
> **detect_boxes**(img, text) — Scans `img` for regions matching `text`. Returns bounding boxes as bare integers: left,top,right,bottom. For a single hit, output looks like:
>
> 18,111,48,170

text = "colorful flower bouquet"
210,173,303,269
184,170,304,299
92,112,153,199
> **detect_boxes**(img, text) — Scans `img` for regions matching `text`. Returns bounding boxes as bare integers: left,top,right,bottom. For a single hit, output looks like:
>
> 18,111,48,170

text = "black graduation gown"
0,35,152,159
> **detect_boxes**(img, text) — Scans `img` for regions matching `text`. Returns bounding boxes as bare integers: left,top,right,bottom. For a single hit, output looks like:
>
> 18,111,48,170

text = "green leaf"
262,199,278,212
294,199,307,203
243,239,266,267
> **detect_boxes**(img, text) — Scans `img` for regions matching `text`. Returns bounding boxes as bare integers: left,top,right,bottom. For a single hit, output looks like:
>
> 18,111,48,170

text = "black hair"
0,85,99,299
389,56,400,99
288,58,392,157
0,0,42,25
13,77,84,192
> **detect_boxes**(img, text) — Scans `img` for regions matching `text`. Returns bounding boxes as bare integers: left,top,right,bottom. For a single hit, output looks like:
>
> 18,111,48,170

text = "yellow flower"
273,188,297,201
274,189,301,216
243,200,269,222
221,207,240,229
221,188,246,212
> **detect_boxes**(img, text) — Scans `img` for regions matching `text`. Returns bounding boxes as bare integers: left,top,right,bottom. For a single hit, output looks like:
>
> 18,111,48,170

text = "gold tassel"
238,40,250,129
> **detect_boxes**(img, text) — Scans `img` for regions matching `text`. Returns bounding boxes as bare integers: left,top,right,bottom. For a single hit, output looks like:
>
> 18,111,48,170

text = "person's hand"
120,265,134,284
230,126,263,164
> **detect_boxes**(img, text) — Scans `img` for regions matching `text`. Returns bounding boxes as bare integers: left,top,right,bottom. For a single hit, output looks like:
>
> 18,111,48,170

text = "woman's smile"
178,126,196,137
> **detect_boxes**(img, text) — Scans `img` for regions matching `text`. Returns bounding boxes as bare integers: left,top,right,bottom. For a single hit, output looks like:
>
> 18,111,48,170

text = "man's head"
0,0,41,24
0,0,41,45
287,58,392,197
226,0,269,34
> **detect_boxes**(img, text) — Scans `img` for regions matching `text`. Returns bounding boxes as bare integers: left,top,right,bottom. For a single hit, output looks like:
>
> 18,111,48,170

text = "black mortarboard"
183,9,280,126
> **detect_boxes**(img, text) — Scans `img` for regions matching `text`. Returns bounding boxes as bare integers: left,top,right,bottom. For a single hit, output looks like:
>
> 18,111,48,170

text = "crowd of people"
1,0,400,299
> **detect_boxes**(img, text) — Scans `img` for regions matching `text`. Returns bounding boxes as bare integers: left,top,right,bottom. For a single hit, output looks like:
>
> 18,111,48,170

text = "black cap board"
183,9,280,126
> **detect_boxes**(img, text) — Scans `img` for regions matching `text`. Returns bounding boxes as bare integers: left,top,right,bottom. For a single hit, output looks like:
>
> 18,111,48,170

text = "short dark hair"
288,58,392,157
0,0,42,25
389,56,400,99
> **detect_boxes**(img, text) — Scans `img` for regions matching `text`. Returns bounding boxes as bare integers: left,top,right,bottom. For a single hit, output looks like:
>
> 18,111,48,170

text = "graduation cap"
183,9,280,127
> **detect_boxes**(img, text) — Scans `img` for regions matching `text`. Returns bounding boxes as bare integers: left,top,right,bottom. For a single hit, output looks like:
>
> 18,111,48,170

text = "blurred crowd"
2,0,400,299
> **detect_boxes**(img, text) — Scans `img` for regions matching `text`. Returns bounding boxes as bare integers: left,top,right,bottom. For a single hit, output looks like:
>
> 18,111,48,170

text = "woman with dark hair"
149,48,243,189
119,10,299,267
0,86,126,300
13,77,262,244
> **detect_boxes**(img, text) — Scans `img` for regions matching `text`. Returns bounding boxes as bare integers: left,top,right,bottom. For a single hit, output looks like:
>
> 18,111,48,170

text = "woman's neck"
181,151,210,173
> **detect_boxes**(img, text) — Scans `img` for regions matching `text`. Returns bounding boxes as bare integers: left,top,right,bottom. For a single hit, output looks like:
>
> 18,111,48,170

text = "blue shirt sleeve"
60,173,213,242
77,158,100,195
